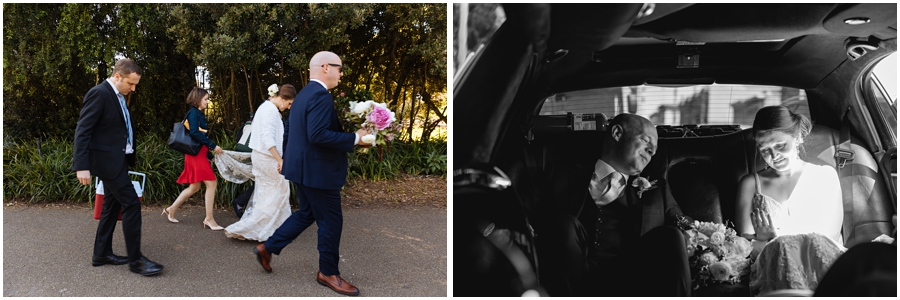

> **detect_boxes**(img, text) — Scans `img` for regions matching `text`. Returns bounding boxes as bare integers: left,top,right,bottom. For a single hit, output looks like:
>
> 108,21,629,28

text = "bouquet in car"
684,220,753,290
344,100,399,157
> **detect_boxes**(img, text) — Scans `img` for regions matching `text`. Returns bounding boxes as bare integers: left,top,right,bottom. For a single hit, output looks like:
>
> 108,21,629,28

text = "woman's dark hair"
753,105,813,152
278,84,297,100
185,87,209,108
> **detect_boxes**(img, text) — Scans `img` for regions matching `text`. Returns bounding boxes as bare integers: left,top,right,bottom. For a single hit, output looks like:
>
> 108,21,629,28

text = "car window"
863,52,897,149
453,3,506,76
539,85,809,129
871,52,897,104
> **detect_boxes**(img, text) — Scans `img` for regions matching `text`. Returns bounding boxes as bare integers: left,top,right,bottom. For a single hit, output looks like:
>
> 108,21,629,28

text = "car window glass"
453,3,506,75
539,85,809,129
871,52,897,103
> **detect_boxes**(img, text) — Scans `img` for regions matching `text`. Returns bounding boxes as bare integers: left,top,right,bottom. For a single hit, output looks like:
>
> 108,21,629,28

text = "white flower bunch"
685,221,753,288
267,84,278,97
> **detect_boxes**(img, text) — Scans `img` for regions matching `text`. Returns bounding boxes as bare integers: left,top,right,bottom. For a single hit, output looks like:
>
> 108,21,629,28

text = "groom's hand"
355,129,372,146
76,170,91,185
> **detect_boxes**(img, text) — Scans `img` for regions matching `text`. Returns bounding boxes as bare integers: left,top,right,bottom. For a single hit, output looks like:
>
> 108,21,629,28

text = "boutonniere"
632,176,658,198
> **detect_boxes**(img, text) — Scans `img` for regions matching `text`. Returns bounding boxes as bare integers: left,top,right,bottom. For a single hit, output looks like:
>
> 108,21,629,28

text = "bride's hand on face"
751,206,778,241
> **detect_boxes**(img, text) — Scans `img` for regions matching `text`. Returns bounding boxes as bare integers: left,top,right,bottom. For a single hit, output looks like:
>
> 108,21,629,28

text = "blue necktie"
118,93,133,146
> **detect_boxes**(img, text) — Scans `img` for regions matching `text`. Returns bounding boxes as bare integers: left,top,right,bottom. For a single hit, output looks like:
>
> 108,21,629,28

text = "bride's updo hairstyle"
278,84,297,100
752,105,812,154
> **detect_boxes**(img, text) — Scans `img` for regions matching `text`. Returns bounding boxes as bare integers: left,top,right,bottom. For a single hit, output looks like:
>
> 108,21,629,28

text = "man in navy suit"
72,58,163,276
253,51,371,296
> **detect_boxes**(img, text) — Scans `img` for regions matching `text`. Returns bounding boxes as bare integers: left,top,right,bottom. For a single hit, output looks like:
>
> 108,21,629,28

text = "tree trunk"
407,88,416,142
231,69,237,129
420,103,431,141
255,69,263,103
242,65,253,118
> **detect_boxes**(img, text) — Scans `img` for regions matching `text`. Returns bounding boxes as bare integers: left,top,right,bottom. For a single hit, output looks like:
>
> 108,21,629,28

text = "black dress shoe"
129,256,164,276
92,254,128,267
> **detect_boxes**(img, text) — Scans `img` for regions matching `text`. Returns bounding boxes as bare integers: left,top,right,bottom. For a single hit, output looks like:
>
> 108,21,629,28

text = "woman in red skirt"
162,87,225,230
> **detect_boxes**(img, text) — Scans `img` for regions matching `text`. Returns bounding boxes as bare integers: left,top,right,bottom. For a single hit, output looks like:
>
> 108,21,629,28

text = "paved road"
3,204,447,297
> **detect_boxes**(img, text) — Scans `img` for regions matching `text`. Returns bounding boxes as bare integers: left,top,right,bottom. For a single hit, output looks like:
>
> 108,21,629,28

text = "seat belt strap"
836,109,855,169
521,145,543,280
833,109,855,244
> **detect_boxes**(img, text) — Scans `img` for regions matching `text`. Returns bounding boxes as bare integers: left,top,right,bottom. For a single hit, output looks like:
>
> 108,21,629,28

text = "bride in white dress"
735,106,845,295
224,84,297,242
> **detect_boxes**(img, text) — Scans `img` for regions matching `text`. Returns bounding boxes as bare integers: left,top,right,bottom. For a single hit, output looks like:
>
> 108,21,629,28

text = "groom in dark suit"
537,114,692,296
72,58,163,276
252,51,371,296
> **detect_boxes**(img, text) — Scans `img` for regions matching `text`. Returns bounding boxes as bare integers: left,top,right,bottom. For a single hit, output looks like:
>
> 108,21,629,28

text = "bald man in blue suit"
252,51,371,296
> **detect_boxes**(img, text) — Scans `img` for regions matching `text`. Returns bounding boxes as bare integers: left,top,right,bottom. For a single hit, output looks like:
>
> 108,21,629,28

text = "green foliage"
3,3,447,203
3,135,444,205
5,3,446,143
347,140,447,180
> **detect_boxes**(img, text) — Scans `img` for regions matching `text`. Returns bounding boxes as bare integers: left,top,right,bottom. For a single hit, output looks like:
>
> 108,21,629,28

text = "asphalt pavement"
3,204,447,297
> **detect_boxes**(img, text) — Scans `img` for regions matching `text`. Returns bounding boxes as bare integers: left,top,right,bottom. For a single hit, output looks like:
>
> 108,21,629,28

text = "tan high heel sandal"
161,207,179,223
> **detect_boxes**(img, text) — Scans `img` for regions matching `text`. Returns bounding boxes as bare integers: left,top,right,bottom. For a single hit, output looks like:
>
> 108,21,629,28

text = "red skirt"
177,145,216,184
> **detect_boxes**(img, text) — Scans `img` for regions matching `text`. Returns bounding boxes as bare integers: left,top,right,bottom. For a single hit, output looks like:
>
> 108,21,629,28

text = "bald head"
601,114,658,175
309,51,343,89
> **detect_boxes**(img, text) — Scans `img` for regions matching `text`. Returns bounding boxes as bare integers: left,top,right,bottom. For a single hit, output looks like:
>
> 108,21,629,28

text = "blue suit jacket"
282,82,355,190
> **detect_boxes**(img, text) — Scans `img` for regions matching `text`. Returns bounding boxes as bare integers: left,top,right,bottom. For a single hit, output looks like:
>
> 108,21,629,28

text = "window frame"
861,72,898,151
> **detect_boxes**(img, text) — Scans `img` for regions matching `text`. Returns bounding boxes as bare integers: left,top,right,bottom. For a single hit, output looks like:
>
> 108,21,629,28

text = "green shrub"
3,132,446,205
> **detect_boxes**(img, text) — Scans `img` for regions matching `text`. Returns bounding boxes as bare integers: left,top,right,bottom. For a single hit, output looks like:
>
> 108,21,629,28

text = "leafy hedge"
3,133,446,206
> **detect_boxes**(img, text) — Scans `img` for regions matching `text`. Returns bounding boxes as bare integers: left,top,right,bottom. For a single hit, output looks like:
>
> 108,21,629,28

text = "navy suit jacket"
72,80,136,179
282,82,355,190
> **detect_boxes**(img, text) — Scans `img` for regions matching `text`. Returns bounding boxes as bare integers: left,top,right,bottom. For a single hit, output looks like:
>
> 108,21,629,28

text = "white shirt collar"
310,79,327,90
106,78,122,96
594,158,629,182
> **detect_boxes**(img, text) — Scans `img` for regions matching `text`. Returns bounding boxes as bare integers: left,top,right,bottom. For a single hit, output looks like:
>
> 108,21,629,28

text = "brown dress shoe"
317,271,360,296
253,244,272,273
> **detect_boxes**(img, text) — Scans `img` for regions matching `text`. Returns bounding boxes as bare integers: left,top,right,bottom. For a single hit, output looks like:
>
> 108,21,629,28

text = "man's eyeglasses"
322,63,343,72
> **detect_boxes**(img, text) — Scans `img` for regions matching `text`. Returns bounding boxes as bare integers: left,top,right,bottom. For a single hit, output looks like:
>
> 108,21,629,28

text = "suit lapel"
103,81,130,128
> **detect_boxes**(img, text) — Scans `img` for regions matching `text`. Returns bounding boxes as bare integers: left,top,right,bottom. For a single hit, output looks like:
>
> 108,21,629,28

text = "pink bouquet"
684,221,753,290
344,100,399,156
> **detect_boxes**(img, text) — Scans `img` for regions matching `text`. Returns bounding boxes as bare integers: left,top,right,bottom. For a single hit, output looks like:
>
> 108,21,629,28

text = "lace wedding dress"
749,163,846,295
217,101,291,242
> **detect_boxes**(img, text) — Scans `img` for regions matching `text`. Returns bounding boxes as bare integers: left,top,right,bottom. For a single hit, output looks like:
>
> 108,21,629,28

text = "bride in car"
734,105,845,295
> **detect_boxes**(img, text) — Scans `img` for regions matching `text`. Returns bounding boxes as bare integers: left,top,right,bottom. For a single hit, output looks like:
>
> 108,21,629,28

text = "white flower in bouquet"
351,100,374,115
709,231,726,245
697,222,725,237
268,84,278,97
708,261,733,281
361,134,376,145
725,237,753,259
698,251,718,267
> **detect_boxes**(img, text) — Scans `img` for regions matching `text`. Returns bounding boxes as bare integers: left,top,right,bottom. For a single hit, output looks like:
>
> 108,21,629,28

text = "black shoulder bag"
168,111,202,155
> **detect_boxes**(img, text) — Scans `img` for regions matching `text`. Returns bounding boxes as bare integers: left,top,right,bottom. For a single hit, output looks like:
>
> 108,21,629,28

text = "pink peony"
367,106,394,130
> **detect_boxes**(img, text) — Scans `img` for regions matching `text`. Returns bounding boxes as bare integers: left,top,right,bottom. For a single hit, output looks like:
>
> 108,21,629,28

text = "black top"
185,106,216,159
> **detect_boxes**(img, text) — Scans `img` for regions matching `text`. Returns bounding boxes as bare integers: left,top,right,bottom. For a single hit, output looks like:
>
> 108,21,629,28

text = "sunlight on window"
540,85,808,129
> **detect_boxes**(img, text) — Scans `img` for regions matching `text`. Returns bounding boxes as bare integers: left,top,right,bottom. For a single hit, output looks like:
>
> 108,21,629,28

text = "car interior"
454,3,897,297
